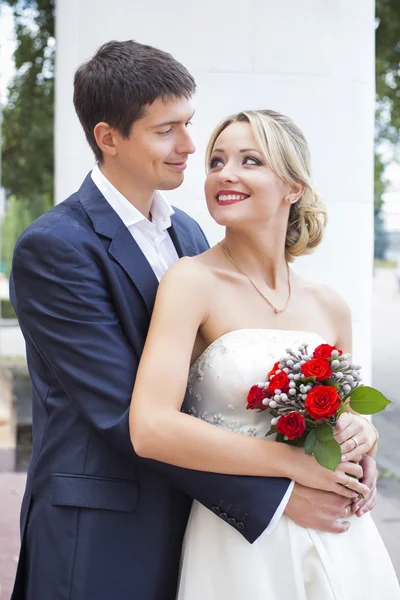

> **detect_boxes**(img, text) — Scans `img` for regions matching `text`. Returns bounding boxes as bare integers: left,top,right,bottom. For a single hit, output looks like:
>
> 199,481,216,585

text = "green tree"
376,0,400,146
1,0,54,274
375,0,400,258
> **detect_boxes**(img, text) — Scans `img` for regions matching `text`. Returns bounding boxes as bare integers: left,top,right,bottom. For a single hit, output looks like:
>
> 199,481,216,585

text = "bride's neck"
223,229,288,290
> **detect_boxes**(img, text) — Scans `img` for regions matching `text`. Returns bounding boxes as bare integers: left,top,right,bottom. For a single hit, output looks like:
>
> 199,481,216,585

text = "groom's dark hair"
73,40,196,161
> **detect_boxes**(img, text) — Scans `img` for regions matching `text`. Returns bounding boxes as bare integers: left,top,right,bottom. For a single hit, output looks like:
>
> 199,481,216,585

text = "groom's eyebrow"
150,110,195,129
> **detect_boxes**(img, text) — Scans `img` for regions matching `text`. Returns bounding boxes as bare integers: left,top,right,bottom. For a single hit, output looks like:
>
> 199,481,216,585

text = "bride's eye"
209,157,224,169
243,155,261,166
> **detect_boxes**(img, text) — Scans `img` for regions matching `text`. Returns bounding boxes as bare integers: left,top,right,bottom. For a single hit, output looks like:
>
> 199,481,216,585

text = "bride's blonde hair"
205,109,327,263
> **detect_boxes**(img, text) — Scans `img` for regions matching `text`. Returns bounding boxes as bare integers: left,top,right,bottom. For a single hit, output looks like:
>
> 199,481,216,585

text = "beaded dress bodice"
184,328,324,437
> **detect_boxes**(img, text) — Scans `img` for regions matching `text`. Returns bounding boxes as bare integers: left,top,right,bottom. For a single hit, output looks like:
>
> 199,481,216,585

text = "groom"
10,40,378,600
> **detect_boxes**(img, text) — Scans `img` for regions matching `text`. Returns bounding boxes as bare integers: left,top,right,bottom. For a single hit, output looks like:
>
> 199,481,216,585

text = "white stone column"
56,0,375,377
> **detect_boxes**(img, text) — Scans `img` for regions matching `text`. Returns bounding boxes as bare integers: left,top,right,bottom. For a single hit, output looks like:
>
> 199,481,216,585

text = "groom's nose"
176,129,196,155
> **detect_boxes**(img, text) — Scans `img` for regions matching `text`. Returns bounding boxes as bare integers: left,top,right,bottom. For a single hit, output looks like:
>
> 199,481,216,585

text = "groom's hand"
351,454,378,517
284,484,352,533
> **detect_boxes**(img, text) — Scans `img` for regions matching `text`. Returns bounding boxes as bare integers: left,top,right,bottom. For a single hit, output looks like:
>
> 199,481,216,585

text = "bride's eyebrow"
212,148,262,154
239,148,262,154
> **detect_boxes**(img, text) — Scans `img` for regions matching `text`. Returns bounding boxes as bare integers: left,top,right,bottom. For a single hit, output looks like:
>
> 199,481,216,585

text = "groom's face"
113,96,196,191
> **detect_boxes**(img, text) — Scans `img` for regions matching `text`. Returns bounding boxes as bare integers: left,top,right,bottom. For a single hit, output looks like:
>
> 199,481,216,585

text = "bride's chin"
209,211,247,228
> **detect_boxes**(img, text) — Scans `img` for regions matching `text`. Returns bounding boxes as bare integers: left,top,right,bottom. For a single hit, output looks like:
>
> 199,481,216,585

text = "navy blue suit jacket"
10,174,290,600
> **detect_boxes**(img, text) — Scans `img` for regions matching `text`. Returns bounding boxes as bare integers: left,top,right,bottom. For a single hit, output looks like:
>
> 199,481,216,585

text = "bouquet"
246,343,390,470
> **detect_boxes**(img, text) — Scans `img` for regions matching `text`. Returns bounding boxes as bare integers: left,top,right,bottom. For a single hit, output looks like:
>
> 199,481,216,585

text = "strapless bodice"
184,328,324,438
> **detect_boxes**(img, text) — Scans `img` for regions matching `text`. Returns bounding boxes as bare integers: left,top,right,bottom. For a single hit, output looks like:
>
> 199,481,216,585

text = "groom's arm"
11,225,290,543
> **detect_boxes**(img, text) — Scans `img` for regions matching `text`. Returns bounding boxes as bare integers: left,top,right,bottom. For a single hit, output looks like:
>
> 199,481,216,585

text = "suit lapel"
77,174,158,314
168,215,197,258
108,226,158,314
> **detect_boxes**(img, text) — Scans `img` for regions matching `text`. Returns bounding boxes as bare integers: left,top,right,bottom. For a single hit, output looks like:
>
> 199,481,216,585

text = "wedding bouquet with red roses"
246,343,390,470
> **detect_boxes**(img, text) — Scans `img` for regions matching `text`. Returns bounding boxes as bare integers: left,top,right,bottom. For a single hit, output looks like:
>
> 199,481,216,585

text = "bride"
129,109,400,598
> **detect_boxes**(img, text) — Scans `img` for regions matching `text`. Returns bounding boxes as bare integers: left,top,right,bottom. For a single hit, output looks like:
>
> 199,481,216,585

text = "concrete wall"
55,0,375,378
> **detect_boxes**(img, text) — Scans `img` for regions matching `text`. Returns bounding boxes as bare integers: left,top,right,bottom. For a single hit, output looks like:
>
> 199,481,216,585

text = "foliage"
0,0,55,272
374,0,400,257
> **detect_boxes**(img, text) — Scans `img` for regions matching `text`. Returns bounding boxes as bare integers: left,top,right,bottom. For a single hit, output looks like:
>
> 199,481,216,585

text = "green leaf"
313,438,342,471
315,423,335,442
265,425,277,437
298,377,316,385
324,378,340,390
348,386,391,414
275,432,286,444
305,429,317,454
274,430,308,447
285,431,309,447
337,400,350,417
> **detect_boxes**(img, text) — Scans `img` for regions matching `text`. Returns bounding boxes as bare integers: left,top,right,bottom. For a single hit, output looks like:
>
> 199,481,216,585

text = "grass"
378,467,400,483
374,259,397,268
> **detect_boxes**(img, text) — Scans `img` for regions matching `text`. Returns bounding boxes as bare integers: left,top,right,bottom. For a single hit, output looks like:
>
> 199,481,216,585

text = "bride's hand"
333,412,377,462
287,446,369,498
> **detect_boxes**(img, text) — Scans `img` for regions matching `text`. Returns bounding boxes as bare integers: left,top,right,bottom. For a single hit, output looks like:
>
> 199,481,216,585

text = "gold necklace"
217,242,291,314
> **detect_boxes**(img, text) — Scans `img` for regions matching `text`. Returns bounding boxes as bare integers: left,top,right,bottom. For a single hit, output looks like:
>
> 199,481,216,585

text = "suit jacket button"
220,512,228,521
228,517,236,526
212,506,220,516
236,521,245,530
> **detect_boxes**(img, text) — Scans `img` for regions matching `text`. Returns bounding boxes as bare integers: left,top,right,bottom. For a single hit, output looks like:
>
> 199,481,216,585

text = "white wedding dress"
177,329,400,600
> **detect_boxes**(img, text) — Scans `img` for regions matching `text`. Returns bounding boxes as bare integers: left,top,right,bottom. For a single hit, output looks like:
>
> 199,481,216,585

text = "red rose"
301,358,332,381
313,344,343,359
276,412,306,440
268,371,290,395
246,385,268,410
305,385,341,421
268,361,280,378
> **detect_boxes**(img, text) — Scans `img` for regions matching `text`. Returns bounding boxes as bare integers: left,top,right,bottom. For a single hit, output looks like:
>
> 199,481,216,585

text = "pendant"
274,308,281,314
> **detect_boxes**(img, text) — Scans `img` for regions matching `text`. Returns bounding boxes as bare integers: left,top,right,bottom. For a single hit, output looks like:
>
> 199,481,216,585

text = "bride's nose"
218,162,240,184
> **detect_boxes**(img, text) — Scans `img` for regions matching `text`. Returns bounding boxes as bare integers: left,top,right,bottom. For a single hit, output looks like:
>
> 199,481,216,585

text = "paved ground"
0,267,399,598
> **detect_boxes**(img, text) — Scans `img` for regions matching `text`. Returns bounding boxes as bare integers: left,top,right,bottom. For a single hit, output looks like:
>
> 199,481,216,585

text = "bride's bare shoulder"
159,251,218,294
298,275,351,321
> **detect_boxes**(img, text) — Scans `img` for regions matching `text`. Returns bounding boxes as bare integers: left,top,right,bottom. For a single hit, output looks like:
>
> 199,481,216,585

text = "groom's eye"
157,128,173,136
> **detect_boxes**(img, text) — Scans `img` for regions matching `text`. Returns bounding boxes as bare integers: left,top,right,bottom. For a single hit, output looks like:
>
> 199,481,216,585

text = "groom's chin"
159,174,185,190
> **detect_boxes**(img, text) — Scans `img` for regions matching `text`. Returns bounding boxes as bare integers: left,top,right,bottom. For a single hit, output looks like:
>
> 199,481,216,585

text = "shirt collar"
91,164,174,232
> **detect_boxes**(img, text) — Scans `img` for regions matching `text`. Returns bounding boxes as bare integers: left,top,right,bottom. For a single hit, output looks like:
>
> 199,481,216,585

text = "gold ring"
344,475,351,488
341,506,349,519
352,437,358,450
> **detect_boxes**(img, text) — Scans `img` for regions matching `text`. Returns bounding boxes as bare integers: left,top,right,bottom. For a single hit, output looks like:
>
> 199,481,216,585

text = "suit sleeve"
11,226,291,543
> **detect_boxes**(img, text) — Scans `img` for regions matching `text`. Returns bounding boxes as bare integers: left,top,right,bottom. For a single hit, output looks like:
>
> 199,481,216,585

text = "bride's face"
205,121,290,229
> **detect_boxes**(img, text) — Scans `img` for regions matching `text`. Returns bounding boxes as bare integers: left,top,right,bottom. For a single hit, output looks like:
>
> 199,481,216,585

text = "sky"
0,5,399,230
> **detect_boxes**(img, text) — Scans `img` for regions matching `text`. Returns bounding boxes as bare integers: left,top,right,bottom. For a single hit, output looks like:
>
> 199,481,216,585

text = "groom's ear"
93,122,117,158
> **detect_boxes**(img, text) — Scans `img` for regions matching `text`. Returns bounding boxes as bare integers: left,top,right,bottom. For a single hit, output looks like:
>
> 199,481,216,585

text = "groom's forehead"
140,96,195,127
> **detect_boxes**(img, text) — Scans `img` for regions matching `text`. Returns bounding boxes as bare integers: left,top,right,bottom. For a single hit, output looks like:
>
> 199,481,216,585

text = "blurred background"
0,0,399,596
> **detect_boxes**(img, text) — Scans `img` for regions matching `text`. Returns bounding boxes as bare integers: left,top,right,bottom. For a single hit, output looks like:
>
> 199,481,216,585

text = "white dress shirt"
91,164,292,533
91,165,179,281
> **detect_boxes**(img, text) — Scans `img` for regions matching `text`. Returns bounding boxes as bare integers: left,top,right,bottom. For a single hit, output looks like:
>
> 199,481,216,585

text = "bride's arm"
129,259,368,498
328,288,379,461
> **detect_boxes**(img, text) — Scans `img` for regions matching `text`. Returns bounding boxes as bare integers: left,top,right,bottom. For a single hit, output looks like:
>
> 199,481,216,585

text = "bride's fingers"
341,443,369,463
338,461,363,479
336,472,370,497
332,483,361,499
339,433,364,455
333,413,353,444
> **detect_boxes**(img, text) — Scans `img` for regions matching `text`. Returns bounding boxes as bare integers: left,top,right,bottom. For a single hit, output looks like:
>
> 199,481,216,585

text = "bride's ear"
286,182,306,205
93,122,117,158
